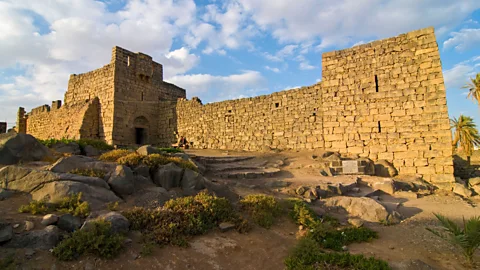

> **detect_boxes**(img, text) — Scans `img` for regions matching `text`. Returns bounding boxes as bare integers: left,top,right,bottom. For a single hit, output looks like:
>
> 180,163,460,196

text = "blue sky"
0,0,480,130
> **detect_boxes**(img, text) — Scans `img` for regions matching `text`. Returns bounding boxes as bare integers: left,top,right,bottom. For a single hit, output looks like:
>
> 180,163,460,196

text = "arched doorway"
133,116,149,145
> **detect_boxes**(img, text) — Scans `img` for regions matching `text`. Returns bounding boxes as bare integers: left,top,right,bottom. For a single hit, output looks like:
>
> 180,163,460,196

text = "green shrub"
99,149,133,162
38,138,113,152
122,192,237,247
78,139,114,151
52,220,124,261
69,168,105,179
284,237,390,270
0,254,15,270
117,153,144,167
286,200,339,229
107,201,119,211
18,200,52,215
307,225,378,251
240,194,281,228
55,193,91,218
427,213,480,266
19,193,90,218
158,147,183,153
143,154,197,171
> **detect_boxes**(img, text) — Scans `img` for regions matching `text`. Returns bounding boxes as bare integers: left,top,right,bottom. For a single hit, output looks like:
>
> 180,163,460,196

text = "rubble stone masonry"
175,27,453,184
15,27,453,184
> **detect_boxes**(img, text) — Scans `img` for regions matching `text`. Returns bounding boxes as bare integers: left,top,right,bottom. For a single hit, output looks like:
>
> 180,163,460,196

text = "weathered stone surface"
453,183,473,198
372,179,396,195
296,186,309,196
84,145,100,157
374,160,398,177
41,214,59,226
0,132,51,165
83,211,130,234
108,165,135,196
133,165,151,178
0,165,121,210
0,188,13,201
472,185,480,195
52,142,81,155
2,225,60,249
134,187,172,209
182,169,206,194
153,163,183,190
24,221,35,231
348,218,364,228
136,145,161,156
219,222,236,232
0,223,13,243
324,196,389,222
57,214,82,232
469,177,480,187
49,155,116,176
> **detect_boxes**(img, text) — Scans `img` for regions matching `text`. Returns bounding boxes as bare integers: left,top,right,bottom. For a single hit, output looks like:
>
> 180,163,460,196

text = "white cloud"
0,0,200,124
237,0,480,46
299,62,316,70
166,70,266,100
185,2,257,54
265,66,280,73
443,28,480,51
263,44,298,62
444,55,480,91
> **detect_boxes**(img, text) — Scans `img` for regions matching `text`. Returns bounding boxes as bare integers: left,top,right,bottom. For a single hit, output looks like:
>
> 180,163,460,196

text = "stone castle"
16,27,454,185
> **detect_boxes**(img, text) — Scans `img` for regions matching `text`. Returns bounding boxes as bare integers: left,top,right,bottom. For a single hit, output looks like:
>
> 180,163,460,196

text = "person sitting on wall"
178,136,189,149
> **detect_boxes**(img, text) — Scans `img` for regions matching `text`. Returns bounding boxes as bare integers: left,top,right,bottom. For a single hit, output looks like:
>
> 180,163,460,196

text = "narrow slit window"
375,75,379,93
141,92,144,101
378,121,382,133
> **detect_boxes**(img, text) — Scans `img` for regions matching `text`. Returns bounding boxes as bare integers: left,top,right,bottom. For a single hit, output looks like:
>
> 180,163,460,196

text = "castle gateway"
16,27,454,184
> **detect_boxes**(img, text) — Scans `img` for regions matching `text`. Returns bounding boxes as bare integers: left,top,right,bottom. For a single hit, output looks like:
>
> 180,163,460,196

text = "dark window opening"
362,88,365,94
313,112,316,116
168,118,173,125
375,75,379,93
378,121,382,133
275,102,279,108
141,92,144,101
135,128,145,144
334,91,337,97
228,110,232,113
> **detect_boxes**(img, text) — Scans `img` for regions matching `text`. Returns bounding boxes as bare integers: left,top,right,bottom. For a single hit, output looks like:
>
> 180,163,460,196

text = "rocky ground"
1,132,480,269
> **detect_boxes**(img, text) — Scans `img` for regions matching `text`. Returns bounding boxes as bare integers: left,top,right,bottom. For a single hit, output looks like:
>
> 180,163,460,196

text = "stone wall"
64,64,115,143
176,27,454,184
177,85,322,151
110,46,186,146
23,98,100,140
320,27,452,184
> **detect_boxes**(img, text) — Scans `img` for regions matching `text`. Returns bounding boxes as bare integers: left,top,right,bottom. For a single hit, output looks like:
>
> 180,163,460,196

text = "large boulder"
0,166,121,210
372,179,396,195
453,183,473,198
136,145,161,156
108,165,135,196
324,196,389,222
0,223,13,243
52,142,81,155
134,187,173,208
0,132,51,165
153,163,184,190
49,155,116,177
84,145,100,157
2,225,61,249
57,214,82,232
374,160,398,177
181,169,206,195
82,211,130,234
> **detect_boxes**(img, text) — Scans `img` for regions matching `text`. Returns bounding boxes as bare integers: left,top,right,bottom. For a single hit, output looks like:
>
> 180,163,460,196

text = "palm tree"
427,213,480,266
462,72,480,105
451,115,480,164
